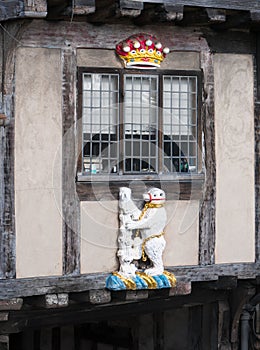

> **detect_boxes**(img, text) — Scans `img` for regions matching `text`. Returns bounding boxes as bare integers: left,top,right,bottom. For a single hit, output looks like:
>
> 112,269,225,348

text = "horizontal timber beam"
0,286,228,335
0,0,47,21
0,263,259,300
130,0,259,12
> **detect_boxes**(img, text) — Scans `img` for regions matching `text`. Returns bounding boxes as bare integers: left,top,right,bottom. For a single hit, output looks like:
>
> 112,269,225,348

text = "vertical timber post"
62,46,81,275
199,50,216,265
255,32,260,262
0,23,20,279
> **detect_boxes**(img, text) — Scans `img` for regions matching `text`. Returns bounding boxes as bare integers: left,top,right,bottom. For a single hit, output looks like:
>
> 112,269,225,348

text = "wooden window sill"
76,173,205,201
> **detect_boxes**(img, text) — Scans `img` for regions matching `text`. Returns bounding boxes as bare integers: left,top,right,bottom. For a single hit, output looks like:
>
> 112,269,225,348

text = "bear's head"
143,188,166,205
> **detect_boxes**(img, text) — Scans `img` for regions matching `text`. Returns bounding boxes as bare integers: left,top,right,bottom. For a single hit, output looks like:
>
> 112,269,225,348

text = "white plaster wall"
81,199,199,273
15,47,63,277
214,54,255,263
164,200,199,266
81,201,119,274
77,49,122,68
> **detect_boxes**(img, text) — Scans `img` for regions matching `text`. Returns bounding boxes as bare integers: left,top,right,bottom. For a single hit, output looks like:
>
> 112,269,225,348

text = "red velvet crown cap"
116,33,170,69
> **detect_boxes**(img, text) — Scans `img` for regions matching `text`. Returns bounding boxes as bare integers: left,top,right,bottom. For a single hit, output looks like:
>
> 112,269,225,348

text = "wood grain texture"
18,19,209,52
0,23,22,279
0,0,47,21
0,263,258,300
62,48,81,276
257,33,260,101
76,177,204,201
0,1,22,21
199,50,216,265
0,281,248,335
255,103,260,261
135,0,260,11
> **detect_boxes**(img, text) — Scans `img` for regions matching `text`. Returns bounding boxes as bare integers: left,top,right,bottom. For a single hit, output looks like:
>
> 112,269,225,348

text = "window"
78,68,200,177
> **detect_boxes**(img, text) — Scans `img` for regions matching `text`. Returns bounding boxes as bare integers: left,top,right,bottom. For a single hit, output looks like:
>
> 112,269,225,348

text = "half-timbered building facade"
0,0,260,349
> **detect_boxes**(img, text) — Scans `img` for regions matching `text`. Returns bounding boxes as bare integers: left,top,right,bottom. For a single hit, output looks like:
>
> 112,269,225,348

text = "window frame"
76,67,204,200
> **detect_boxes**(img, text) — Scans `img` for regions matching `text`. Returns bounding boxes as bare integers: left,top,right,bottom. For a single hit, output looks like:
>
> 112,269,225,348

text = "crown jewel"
116,33,170,69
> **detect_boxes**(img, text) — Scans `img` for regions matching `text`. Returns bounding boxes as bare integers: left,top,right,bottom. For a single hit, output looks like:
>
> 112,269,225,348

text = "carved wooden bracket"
164,4,184,21
206,8,226,23
23,0,47,17
73,0,95,15
120,0,143,17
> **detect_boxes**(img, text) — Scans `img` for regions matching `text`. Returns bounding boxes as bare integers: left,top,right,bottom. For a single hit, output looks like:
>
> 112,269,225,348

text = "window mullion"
158,74,163,174
119,72,124,175
140,77,143,173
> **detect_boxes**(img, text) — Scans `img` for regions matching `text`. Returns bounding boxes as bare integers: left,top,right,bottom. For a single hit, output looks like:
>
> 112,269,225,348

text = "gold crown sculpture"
116,33,170,69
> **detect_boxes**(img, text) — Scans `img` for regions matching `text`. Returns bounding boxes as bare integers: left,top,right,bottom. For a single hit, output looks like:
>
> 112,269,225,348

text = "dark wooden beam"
196,276,237,290
46,2,71,20
84,0,117,23
0,286,229,334
210,11,251,30
203,30,256,54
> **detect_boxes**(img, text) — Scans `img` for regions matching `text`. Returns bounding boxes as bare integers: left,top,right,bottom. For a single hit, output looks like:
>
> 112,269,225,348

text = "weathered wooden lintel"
0,263,259,301
76,176,204,201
